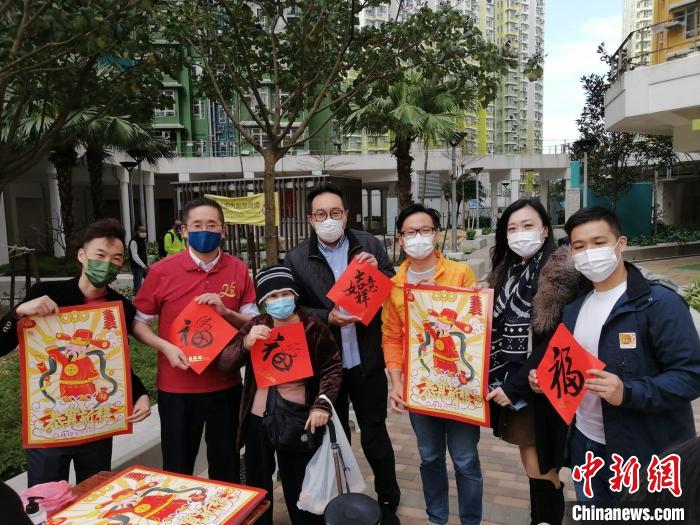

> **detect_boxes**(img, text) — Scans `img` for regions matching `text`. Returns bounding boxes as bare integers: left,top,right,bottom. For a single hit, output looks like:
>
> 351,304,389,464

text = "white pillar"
509,168,521,203
117,169,132,244
144,172,156,244
48,172,65,257
176,173,190,218
539,173,549,210
490,179,499,223
0,194,9,265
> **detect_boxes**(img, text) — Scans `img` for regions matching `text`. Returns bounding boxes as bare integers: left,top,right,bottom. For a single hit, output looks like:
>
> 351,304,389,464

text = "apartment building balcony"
604,16,700,152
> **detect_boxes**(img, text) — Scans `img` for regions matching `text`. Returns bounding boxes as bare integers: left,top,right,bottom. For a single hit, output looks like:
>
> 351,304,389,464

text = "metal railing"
159,137,570,159
173,175,363,273
610,17,700,83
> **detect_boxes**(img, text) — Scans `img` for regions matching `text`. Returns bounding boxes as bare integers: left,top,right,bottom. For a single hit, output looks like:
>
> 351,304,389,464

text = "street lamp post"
127,149,148,228
119,161,138,228
470,166,484,229
448,133,467,251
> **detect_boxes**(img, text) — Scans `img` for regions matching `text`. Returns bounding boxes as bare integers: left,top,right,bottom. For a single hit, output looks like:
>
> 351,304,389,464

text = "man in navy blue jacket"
539,207,700,504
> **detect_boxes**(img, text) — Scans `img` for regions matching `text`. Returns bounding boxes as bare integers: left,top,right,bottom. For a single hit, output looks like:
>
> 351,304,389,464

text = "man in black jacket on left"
0,218,151,486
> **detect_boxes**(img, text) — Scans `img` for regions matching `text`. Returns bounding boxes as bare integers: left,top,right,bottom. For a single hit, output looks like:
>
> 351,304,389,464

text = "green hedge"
628,225,700,246
0,337,157,481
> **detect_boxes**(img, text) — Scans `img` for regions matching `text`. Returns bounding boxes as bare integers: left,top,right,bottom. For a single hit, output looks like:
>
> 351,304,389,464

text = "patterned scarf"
489,250,544,382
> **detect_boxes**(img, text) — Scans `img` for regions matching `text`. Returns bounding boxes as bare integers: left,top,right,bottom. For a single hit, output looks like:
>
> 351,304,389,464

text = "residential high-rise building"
391,0,544,154
622,0,654,64
152,1,544,157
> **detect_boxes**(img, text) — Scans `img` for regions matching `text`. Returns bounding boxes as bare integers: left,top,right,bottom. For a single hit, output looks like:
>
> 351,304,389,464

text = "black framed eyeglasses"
400,227,436,239
312,209,344,221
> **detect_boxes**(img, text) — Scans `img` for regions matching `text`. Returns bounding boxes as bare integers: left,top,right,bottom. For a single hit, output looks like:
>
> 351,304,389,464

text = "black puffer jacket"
284,228,395,376
488,246,584,473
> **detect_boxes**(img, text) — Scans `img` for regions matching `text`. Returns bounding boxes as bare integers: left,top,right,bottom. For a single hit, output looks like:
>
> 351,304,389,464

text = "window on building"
154,89,176,117
217,106,229,123
190,65,203,79
249,127,270,148
193,139,206,157
155,130,177,145
686,7,699,39
193,99,204,120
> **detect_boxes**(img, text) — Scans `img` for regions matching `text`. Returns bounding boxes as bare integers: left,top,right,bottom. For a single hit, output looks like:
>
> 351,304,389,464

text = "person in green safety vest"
164,219,186,256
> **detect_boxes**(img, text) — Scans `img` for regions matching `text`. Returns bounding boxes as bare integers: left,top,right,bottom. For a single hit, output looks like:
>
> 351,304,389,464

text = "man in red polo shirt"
132,197,258,482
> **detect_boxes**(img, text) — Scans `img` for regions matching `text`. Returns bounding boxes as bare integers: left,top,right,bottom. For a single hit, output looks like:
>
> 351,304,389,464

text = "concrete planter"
460,238,487,251
625,240,700,262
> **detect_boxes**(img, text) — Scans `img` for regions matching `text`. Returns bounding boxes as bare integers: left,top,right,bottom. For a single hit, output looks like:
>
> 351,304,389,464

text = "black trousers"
245,414,323,525
335,366,401,508
158,385,241,483
26,437,112,487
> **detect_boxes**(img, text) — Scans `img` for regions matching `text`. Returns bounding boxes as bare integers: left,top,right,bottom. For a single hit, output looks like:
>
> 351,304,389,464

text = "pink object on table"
20,481,75,515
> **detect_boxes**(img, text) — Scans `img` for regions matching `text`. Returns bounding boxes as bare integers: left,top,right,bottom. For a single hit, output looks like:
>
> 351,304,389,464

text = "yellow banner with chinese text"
205,192,280,226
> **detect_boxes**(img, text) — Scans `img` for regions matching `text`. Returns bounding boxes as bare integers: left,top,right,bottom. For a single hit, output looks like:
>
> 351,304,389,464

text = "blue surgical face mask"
187,231,221,254
266,296,296,320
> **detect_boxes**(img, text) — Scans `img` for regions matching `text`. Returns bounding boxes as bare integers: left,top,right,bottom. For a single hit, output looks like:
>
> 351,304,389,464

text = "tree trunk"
393,136,414,211
50,144,78,259
263,148,280,266
421,140,429,204
85,145,104,220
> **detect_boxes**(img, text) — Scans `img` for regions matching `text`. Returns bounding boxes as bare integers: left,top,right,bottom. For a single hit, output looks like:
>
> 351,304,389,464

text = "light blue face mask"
266,296,296,319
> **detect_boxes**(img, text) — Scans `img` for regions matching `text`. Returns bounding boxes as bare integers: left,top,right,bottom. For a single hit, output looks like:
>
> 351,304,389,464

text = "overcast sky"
543,1,622,145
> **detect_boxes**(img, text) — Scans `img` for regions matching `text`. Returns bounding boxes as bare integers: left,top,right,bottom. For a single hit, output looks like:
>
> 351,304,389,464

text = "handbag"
262,387,325,453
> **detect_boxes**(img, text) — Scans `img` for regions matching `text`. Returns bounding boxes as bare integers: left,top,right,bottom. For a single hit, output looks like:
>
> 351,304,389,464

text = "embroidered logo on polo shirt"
219,281,237,298
619,332,636,349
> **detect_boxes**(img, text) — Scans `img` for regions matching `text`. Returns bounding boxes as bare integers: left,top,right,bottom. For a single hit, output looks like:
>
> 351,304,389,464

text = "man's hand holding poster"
18,302,132,448
250,322,313,388
169,301,238,374
403,285,493,426
536,323,606,424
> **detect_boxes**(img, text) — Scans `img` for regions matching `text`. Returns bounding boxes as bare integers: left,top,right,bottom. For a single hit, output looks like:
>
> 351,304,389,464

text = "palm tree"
49,142,79,257
342,71,473,211
81,117,176,220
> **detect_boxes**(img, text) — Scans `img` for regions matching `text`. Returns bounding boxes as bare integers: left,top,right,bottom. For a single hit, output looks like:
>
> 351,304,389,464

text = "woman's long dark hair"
489,198,555,289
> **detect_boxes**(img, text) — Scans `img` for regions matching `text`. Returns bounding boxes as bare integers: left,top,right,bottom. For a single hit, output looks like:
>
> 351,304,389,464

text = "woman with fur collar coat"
486,198,581,525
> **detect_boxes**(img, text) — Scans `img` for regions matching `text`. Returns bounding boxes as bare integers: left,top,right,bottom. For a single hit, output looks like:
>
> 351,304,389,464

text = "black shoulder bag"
262,387,325,453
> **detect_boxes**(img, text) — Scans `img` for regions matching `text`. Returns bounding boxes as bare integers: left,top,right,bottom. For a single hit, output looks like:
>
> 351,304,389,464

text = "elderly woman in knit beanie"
218,265,342,525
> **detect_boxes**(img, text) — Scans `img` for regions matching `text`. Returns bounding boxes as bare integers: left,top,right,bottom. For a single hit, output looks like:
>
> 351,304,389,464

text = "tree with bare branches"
162,0,505,264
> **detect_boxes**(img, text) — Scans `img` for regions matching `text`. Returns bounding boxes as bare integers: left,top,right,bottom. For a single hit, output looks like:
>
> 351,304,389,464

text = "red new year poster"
250,322,313,388
18,302,133,448
327,258,394,325
404,285,493,427
169,301,238,374
47,465,266,525
536,324,606,424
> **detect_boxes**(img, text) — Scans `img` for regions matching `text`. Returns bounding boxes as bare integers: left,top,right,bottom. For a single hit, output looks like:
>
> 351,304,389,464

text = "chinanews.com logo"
571,505,685,523
568,453,687,523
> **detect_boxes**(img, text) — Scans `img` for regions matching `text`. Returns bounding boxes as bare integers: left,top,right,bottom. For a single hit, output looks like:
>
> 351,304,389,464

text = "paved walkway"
268,402,700,525
637,255,700,288
268,256,700,525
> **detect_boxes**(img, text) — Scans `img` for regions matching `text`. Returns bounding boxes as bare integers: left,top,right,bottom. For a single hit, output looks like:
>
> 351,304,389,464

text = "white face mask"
313,218,344,244
507,230,544,258
138,232,147,239
573,243,620,283
404,233,435,260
